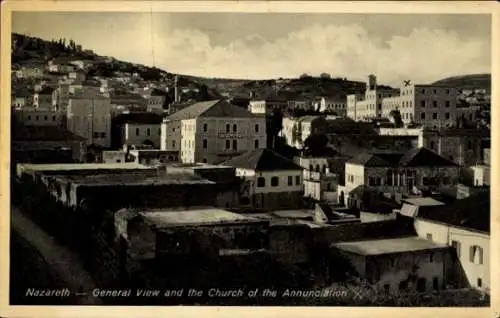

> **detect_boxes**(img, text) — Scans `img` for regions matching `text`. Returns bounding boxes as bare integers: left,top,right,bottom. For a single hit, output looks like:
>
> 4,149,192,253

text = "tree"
303,133,331,156
266,108,284,148
389,109,404,128
320,72,331,79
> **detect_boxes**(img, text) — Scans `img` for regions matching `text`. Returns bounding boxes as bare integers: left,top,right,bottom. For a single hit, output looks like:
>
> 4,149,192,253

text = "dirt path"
11,207,102,305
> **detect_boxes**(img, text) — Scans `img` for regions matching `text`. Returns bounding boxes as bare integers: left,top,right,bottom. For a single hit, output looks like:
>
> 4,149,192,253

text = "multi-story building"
280,115,327,148
13,109,65,127
318,97,347,116
419,128,490,166
221,148,304,210
67,89,112,147
338,147,460,206
346,93,364,120
120,113,163,148
161,100,266,164
146,90,167,113
396,81,458,128
414,191,490,291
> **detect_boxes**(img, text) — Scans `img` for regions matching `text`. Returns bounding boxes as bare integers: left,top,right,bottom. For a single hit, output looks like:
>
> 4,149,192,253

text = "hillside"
11,33,222,100
432,74,491,92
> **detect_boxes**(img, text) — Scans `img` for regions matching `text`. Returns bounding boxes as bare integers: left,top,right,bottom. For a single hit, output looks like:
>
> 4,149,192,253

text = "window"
477,278,482,288
27,115,31,120
172,140,176,148
52,116,56,121
226,124,230,133
430,141,435,149
100,132,106,138
116,159,121,163
426,233,433,241
255,124,259,133
295,175,301,185
288,176,293,186
44,116,48,120
368,177,375,186
35,116,39,120
433,277,439,290
451,240,461,258
271,176,279,187
433,89,437,94
432,113,438,120
386,170,393,186
93,132,99,138
232,140,238,150
309,165,314,171
445,113,450,120
433,101,438,107
470,245,484,264
233,124,237,133
147,128,151,136
429,253,434,263
420,100,425,107
202,158,207,163
446,89,450,94
136,128,140,136
421,113,425,120
225,140,230,149
257,177,266,187
203,123,208,132
203,139,208,149
445,101,450,107
375,177,381,186
468,141,472,150
254,140,259,149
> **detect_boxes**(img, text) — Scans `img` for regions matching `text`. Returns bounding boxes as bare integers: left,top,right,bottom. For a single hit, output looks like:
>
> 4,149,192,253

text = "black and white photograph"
1,0,497,315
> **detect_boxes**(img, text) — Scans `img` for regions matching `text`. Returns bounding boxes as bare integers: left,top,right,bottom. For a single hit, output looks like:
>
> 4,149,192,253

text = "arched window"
309,165,313,171
386,169,393,186
315,164,320,172
226,124,230,133
257,177,266,187
233,124,237,133
232,140,238,150
203,139,207,149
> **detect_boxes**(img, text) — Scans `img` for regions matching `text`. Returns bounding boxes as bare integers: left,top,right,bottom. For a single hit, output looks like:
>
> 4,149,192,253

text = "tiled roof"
167,99,254,121
221,148,304,171
399,147,457,167
348,147,457,167
417,191,490,234
113,112,164,125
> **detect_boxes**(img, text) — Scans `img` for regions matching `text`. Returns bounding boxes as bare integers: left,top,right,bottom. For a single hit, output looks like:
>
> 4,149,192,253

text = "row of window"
201,139,260,150
135,127,161,136
256,175,301,187
420,112,451,120
427,236,485,265
202,123,261,133
27,115,58,121
92,132,107,139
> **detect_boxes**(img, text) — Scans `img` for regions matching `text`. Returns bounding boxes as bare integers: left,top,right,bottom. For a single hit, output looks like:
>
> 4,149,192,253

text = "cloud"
102,23,491,86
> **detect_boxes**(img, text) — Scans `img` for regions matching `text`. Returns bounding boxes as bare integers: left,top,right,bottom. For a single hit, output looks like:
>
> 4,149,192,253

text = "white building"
221,148,304,210
67,89,112,147
160,100,267,164
280,115,326,149
318,97,347,116
338,147,460,207
120,114,163,148
414,191,490,291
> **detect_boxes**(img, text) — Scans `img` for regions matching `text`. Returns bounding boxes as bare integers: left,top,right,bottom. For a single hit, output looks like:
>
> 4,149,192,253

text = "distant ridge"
432,74,490,91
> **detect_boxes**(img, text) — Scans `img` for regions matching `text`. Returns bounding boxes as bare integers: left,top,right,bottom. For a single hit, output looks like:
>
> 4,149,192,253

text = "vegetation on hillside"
432,74,491,91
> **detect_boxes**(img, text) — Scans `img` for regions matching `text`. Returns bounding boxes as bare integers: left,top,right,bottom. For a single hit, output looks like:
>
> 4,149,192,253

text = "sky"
12,12,491,86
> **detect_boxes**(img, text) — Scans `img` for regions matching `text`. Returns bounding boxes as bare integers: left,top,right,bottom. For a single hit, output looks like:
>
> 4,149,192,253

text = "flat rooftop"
403,197,445,207
52,172,214,186
18,162,151,173
332,236,448,256
140,208,263,227
271,209,314,219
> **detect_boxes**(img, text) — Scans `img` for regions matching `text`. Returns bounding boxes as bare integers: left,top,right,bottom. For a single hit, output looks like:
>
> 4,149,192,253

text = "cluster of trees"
12,33,85,62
